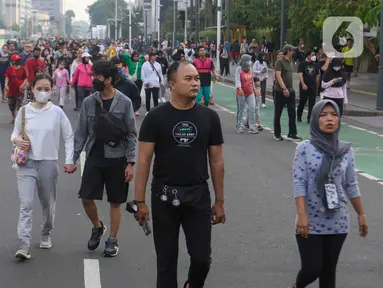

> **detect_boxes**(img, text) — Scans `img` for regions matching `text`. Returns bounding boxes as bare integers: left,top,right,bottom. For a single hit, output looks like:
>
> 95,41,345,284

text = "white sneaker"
161,97,166,103
15,244,31,260
261,103,266,108
145,112,149,116
40,235,52,249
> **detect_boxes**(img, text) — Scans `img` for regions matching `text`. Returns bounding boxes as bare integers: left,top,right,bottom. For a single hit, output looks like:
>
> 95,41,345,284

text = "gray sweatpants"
16,159,59,246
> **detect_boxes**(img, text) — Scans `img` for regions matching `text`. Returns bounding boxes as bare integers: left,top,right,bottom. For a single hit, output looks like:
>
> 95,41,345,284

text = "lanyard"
327,156,335,181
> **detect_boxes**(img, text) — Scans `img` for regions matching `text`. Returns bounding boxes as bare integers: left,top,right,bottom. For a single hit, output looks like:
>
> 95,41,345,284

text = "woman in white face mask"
10,74,76,260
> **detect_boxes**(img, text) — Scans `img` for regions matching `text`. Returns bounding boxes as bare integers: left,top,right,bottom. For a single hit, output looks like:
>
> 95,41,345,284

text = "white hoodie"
11,102,74,164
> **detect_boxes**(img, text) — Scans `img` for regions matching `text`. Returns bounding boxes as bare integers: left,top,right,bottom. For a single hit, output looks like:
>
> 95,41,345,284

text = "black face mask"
34,54,39,59
82,58,89,64
14,60,21,66
93,78,106,92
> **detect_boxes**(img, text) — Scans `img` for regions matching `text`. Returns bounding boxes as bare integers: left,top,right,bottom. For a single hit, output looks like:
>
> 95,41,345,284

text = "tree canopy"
86,0,142,39
65,10,76,37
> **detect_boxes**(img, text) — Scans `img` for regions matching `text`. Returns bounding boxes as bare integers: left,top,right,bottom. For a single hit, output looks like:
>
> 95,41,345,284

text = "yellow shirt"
342,46,354,66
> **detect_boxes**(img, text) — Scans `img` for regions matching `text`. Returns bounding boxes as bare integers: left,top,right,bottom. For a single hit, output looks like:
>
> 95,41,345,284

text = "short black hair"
92,60,118,85
110,56,122,65
32,73,53,88
197,45,205,51
33,46,41,52
306,50,313,57
167,60,192,82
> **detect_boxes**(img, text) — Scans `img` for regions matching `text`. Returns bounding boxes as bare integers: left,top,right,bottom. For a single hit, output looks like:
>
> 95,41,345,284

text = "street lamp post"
377,0,383,110
115,0,118,40
184,0,187,43
280,0,286,49
129,5,132,49
216,0,222,69
172,0,176,50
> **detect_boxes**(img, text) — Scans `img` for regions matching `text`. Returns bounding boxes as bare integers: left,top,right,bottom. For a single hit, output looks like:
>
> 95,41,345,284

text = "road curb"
221,78,383,117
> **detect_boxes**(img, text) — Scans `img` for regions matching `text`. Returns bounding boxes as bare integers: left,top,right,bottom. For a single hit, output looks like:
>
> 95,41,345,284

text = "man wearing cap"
273,44,302,142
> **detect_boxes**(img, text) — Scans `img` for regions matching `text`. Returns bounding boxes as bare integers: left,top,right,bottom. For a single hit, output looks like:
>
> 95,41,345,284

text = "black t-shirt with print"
298,60,319,89
139,102,224,186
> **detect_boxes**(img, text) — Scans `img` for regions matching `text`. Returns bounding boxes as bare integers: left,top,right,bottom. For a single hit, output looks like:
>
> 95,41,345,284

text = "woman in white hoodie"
11,74,76,260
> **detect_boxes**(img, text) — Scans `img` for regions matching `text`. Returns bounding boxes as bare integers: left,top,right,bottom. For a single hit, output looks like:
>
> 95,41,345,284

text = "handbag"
11,106,30,165
93,98,127,148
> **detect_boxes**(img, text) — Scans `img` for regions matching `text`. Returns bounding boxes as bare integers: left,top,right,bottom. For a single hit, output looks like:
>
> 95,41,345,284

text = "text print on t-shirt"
172,121,198,147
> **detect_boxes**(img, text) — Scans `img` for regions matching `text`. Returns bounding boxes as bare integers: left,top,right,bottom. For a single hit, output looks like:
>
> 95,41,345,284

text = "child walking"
252,77,264,131
53,60,70,109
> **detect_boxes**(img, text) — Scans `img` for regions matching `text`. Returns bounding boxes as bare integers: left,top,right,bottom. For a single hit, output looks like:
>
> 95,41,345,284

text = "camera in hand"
126,201,151,236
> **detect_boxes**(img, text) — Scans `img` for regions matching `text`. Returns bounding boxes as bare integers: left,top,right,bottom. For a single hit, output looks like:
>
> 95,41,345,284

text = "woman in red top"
4,54,28,123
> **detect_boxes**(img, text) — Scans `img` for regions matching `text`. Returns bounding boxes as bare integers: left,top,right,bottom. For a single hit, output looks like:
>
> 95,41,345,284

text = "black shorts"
78,157,129,203
344,64,353,73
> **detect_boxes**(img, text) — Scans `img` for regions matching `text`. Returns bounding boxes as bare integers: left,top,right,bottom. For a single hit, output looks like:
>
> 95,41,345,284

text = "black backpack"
94,100,127,148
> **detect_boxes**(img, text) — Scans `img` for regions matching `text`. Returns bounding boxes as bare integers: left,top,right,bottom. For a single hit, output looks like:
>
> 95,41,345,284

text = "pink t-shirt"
54,68,69,87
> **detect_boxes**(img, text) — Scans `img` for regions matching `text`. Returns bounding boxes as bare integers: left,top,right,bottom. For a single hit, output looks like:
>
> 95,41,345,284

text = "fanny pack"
153,182,210,209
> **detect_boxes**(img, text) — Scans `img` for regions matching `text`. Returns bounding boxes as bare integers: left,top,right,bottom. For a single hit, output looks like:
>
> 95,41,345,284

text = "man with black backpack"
73,60,137,257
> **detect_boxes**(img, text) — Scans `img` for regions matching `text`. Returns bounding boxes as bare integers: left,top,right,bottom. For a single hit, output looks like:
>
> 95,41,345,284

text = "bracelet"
358,214,366,218
134,200,145,204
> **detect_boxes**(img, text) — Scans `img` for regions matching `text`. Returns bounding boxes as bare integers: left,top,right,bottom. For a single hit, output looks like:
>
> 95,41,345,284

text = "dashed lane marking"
84,259,102,288
215,82,383,185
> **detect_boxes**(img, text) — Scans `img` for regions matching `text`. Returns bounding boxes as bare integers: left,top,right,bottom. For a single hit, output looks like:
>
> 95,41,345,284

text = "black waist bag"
94,100,127,147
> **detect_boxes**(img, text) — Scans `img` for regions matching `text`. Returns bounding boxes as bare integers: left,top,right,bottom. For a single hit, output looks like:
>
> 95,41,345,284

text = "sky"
63,0,96,22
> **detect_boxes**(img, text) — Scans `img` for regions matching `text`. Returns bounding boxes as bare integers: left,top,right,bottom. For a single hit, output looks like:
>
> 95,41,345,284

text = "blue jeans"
236,94,256,130
196,85,211,107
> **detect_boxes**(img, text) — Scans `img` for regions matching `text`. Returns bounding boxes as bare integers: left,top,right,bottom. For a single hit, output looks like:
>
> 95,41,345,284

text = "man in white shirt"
141,52,164,115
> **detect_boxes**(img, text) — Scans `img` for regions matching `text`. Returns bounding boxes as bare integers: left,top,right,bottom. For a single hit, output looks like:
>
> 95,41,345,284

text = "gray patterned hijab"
310,100,352,208
239,54,252,72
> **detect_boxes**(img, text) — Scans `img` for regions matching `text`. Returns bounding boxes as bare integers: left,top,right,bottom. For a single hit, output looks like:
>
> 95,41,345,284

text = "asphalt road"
0,94,382,288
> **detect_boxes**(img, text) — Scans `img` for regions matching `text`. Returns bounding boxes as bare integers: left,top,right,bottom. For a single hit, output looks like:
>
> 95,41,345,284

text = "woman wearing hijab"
292,100,368,288
253,52,268,108
321,58,347,116
235,54,257,134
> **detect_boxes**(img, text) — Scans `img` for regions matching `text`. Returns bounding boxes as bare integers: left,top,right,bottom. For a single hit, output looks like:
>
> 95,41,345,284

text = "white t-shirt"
11,102,74,164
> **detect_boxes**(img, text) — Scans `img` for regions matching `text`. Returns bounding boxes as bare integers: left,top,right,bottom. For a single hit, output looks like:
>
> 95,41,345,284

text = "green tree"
11,24,20,32
87,0,142,39
65,10,76,37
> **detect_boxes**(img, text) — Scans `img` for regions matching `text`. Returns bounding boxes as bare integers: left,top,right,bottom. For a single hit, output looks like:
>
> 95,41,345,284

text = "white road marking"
80,151,86,176
84,259,102,288
215,82,383,184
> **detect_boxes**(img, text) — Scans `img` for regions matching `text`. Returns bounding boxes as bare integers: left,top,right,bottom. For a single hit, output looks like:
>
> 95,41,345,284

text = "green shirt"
275,57,294,92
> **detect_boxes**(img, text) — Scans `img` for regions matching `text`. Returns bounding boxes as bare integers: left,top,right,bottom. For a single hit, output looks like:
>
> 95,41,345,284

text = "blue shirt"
293,140,360,235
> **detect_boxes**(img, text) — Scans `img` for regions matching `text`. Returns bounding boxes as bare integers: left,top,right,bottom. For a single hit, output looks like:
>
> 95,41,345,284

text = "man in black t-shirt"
135,61,226,288
297,50,320,123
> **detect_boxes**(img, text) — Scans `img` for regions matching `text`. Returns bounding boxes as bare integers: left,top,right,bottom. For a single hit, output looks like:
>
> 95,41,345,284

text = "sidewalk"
221,63,383,117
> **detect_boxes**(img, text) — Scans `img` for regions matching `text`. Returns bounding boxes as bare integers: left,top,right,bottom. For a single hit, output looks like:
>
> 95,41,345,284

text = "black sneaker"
287,135,302,141
274,135,283,141
87,221,107,251
103,237,119,257
297,117,302,123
